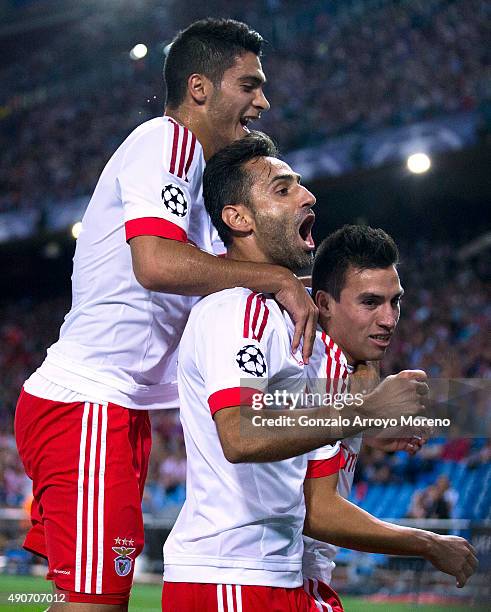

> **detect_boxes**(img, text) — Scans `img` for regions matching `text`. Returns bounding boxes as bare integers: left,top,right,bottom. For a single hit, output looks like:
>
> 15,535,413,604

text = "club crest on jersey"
236,344,267,377
112,546,136,577
161,183,188,217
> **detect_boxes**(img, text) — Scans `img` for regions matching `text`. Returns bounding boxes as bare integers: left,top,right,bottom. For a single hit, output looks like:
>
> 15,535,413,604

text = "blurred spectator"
407,475,458,519
0,436,30,507
158,441,186,496
467,439,491,469
441,438,472,462
407,489,428,519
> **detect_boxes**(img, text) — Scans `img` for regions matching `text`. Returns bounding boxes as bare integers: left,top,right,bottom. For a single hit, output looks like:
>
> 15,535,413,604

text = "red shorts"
162,581,340,612
303,578,344,611
15,389,151,604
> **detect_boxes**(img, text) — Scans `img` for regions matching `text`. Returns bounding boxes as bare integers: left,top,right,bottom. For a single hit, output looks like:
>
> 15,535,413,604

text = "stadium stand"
0,0,489,213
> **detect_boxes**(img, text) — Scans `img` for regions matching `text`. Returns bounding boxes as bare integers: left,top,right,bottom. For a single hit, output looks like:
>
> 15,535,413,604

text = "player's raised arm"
130,236,317,362
303,471,478,588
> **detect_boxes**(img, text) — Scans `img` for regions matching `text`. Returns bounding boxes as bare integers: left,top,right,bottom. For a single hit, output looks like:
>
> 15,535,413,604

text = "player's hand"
361,370,429,422
274,273,318,364
366,435,426,454
426,534,478,587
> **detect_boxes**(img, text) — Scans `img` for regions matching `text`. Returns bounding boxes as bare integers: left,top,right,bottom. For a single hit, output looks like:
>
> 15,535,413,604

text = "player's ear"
315,290,333,320
222,204,254,238
187,73,212,105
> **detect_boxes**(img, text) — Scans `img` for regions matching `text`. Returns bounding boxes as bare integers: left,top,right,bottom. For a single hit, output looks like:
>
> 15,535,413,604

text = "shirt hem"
163,563,302,588
30,358,179,410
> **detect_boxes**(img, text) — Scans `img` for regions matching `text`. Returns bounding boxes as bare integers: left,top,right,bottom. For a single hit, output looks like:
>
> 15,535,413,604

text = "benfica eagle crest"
112,546,136,577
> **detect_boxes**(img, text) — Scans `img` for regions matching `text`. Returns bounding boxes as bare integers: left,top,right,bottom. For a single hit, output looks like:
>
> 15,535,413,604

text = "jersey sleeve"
305,442,346,479
196,292,276,416
118,120,200,243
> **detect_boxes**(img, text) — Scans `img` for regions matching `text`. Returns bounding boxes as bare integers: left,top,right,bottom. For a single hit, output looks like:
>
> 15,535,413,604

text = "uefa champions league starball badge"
236,344,267,377
161,183,188,217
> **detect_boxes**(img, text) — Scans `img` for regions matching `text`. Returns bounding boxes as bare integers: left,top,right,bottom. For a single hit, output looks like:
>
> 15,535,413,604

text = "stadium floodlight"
71,221,83,239
407,152,431,174
130,43,148,60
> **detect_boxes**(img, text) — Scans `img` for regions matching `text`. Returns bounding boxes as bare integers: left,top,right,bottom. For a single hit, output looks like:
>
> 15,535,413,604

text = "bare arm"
130,236,293,296
214,404,361,463
303,473,478,588
130,236,317,360
213,370,428,463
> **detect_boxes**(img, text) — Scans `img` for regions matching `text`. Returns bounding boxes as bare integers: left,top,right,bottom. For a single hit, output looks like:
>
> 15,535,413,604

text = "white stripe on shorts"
312,578,333,612
75,402,90,592
74,402,108,594
216,584,224,612
85,404,99,592
226,585,234,612
95,402,108,594
235,584,242,612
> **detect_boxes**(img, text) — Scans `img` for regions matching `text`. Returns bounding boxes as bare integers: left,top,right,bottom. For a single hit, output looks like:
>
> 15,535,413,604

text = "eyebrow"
239,75,267,86
270,173,301,185
358,289,404,300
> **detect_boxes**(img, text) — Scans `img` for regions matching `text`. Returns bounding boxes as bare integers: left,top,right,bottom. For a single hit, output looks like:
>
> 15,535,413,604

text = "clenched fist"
361,369,429,422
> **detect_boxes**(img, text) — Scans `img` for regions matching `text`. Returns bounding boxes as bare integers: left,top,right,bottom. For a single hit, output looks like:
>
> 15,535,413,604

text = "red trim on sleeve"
166,118,198,181
243,293,270,341
251,297,262,336
256,296,269,341
169,121,180,175
177,128,189,178
243,293,257,338
125,217,187,242
208,387,263,416
305,449,347,479
185,133,197,178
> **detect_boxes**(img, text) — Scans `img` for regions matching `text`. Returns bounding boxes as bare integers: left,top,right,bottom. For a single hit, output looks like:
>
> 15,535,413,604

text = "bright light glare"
71,222,83,239
407,152,431,174
130,43,148,60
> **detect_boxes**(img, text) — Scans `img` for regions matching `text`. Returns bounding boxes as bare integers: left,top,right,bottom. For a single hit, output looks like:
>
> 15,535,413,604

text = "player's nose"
300,186,316,209
377,306,397,330
254,88,270,112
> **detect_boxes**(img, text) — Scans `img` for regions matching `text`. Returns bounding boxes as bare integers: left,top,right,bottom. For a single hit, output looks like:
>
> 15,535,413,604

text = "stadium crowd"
1,242,488,515
1,0,489,213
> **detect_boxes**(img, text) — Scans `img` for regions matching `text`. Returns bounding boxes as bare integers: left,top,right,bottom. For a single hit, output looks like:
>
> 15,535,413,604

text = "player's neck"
227,241,273,267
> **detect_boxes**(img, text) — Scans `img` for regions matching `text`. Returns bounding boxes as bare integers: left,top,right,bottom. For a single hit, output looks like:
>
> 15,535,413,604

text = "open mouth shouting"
298,213,316,251
239,114,260,133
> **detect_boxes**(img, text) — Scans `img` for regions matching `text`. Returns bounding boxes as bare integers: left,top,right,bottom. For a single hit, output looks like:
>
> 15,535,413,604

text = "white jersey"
164,288,309,587
302,330,363,584
25,116,220,410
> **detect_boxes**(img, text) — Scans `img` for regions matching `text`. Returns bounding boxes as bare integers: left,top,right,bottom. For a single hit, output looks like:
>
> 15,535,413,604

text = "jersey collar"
318,326,349,369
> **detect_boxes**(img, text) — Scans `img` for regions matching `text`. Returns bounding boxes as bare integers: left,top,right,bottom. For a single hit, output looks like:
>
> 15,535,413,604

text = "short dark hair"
164,18,264,108
312,225,399,301
203,131,278,246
